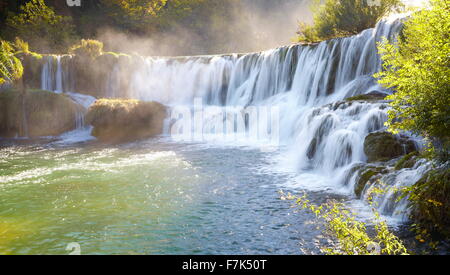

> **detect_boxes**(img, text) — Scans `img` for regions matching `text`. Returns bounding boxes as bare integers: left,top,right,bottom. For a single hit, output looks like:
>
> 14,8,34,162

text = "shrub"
280,190,408,255
375,0,450,157
69,39,104,59
296,0,402,43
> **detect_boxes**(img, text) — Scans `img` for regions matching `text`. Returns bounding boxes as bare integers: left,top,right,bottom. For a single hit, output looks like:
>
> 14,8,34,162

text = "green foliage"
280,190,408,255
99,0,244,54
0,40,23,85
1,0,299,55
13,37,29,55
297,0,402,43
69,39,104,59
376,0,450,156
3,0,78,53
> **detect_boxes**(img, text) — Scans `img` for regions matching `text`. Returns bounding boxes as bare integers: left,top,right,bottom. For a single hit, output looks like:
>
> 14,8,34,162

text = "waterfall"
39,19,403,108
362,159,432,222
40,55,95,130
41,56,55,91
55,56,63,93
37,17,427,221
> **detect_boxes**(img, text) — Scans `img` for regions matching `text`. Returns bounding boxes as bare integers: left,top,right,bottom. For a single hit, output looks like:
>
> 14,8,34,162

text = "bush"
280,190,408,255
69,39,104,59
297,0,402,43
375,0,450,157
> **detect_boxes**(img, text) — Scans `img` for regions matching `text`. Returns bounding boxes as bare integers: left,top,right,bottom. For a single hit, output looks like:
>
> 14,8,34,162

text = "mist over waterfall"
39,17,424,221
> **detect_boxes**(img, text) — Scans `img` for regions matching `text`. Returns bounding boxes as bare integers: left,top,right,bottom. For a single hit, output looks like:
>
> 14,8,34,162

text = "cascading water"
41,56,55,92
38,17,427,222
41,55,96,132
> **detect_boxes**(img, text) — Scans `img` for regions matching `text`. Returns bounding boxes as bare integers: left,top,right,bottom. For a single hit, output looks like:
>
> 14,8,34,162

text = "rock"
346,91,388,102
395,151,420,170
364,131,417,162
0,89,81,138
341,163,365,186
86,99,167,143
354,166,387,198
20,53,45,90
307,138,318,159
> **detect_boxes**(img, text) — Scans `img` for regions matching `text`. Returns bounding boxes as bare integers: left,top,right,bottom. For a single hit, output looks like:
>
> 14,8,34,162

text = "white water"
39,17,428,222
40,56,96,139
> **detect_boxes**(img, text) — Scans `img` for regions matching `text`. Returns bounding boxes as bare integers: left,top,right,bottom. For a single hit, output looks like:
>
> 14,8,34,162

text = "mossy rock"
364,132,417,162
86,99,167,143
346,91,387,102
341,163,365,186
354,166,387,198
395,151,421,170
0,89,81,138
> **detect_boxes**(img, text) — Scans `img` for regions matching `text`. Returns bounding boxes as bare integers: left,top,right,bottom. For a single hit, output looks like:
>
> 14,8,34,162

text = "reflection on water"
0,139,329,255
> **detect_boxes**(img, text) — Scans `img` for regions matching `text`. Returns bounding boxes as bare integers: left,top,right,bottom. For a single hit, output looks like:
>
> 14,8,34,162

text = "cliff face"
0,89,82,138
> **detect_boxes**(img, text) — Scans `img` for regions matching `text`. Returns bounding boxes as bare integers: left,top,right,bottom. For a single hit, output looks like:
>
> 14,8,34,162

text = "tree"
4,0,78,53
375,0,450,156
0,39,23,85
297,0,402,43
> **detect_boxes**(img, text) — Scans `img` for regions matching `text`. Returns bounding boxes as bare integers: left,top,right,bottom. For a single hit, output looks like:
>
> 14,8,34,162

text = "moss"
395,151,420,170
103,51,119,58
86,99,167,143
102,52,130,59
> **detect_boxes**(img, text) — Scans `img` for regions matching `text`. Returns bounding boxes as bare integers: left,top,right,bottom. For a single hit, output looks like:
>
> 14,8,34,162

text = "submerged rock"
364,131,417,162
86,99,167,143
0,89,82,138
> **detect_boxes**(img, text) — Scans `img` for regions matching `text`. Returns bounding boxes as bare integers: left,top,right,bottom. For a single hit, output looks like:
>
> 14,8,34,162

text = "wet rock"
307,138,318,160
364,131,417,162
86,99,167,143
341,163,365,186
354,166,388,198
346,91,388,102
395,152,421,170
